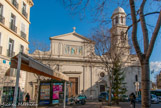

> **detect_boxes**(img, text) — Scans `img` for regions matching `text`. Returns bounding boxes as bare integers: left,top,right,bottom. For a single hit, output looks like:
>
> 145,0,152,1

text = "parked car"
75,94,87,105
151,94,159,104
157,96,161,102
120,95,129,102
98,92,112,102
135,95,141,103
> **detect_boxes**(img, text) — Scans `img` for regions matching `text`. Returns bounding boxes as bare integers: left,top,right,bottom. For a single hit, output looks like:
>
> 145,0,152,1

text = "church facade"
28,7,141,100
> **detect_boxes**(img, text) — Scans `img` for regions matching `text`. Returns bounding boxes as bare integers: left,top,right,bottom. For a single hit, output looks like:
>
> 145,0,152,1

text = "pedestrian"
129,92,136,108
25,93,30,103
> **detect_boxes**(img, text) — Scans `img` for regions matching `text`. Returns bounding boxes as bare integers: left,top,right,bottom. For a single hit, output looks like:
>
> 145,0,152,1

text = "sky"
29,0,161,82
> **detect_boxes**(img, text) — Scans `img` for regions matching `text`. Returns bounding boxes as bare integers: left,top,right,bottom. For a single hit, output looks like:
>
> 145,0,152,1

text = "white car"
151,94,159,104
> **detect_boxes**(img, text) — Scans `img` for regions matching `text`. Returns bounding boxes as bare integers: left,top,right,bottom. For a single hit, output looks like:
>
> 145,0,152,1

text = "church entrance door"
100,85,105,92
68,77,78,97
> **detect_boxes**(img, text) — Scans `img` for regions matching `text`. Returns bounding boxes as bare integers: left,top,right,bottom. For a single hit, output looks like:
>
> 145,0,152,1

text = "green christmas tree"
111,59,127,105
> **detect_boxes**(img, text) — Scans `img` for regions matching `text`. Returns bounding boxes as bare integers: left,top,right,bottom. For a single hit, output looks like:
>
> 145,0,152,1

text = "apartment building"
0,0,33,104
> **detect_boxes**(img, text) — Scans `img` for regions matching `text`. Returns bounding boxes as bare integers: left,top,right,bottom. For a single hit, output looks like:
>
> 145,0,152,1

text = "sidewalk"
101,102,141,108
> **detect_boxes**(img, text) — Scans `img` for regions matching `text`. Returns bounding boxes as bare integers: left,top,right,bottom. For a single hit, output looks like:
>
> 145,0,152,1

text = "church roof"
113,7,125,15
50,31,94,43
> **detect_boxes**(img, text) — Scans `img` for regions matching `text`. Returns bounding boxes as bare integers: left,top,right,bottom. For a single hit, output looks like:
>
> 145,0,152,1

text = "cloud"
150,61,161,82
150,61,161,72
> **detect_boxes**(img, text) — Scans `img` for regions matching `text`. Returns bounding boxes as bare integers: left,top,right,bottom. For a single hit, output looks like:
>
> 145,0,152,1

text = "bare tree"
89,26,129,105
129,1,161,107
60,0,161,107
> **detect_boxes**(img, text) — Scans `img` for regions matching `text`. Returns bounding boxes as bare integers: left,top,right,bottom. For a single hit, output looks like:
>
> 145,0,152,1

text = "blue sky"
29,0,161,82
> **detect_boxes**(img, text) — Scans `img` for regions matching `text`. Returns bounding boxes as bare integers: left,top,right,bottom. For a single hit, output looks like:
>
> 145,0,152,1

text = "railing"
22,9,28,18
0,15,5,24
10,22,17,33
12,0,19,9
7,49,15,57
0,46,2,54
21,31,26,40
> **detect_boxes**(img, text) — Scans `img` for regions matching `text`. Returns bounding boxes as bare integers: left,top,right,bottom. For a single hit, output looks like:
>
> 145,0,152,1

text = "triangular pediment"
50,32,93,42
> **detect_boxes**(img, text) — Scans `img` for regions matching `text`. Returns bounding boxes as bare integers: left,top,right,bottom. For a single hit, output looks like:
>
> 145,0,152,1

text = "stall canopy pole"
63,81,66,108
36,75,40,108
12,53,21,108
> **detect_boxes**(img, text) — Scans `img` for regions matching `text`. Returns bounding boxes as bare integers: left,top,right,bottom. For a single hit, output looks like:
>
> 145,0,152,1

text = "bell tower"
110,7,130,56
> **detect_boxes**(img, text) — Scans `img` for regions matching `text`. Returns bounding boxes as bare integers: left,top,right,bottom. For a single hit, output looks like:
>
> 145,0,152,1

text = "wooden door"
68,78,78,97
100,85,105,93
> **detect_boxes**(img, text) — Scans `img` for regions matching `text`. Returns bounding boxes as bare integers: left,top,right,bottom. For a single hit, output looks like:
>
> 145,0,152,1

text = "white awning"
11,53,69,81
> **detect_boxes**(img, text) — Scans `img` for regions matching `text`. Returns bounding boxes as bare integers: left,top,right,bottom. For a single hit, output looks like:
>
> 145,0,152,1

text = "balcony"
21,31,26,40
10,23,17,33
7,49,15,57
12,0,19,9
0,46,2,54
0,15,5,24
22,9,28,18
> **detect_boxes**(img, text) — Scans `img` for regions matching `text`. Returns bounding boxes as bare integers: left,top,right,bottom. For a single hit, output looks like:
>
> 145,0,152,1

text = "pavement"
2,101,161,108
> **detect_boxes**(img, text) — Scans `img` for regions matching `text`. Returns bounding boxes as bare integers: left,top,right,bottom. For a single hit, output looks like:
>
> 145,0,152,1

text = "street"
64,101,161,108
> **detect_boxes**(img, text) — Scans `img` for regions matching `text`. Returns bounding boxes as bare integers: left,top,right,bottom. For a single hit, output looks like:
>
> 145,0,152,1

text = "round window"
100,72,105,78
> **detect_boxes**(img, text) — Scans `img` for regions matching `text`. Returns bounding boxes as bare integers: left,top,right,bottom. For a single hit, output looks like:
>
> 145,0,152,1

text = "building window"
135,75,138,82
22,2,28,18
10,13,17,33
12,0,18,9
20,45,24,53
0,4,3,15
0,3,5,24
121,31,126,40
115,16,118,24
121,16,123,23
112,19,114,26
21,23,26,39
100,72,105,78
8,38,14,57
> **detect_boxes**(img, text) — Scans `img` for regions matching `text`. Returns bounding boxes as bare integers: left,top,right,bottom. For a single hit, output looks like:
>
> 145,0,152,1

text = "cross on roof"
73,27,76,32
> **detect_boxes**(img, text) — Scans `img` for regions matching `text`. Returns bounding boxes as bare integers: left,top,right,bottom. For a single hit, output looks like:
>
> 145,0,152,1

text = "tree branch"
129,0,143,62
126,11,160,34
140,0,149,54
146,10,161,60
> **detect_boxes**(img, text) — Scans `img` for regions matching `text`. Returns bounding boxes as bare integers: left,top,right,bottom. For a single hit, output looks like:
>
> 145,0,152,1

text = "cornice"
111,12,126,19
0,23,29,44
50,38,91,43
0,55,11,61
5,0,31,24
50,32,95,44
26,0,34,7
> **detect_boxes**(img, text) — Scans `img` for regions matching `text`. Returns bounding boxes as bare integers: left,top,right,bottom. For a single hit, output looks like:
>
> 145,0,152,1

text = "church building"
27,7,141,100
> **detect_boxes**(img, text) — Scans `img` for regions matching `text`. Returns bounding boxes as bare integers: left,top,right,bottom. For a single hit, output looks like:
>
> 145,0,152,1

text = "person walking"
25,93,30,103
129,92,136,108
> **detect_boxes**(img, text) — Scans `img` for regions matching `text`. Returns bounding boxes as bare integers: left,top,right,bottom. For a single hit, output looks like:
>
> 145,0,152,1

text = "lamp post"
135,81,139,97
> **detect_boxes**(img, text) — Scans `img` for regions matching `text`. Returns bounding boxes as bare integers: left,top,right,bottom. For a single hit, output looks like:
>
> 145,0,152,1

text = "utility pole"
63,81,66,108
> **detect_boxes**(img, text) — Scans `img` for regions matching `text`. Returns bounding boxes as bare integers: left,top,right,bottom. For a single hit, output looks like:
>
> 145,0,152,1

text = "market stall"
10,52,68,108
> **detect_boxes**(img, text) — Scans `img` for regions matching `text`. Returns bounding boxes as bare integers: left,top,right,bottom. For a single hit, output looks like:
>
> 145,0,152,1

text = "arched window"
135,75,138,81
115,16,118,24
121,16,123,23
121,31,125,40
112,19,114,26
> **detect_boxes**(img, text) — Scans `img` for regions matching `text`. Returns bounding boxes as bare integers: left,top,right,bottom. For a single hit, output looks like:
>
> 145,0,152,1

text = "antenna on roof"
73,27,76,32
